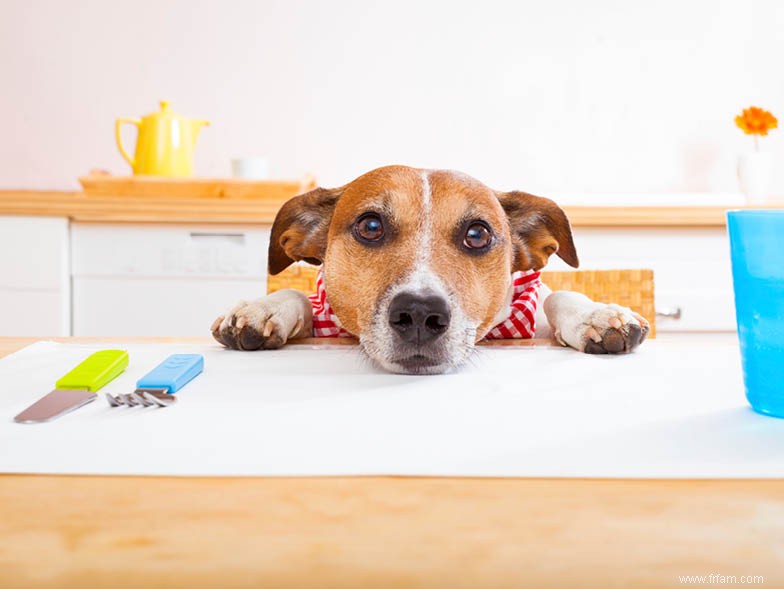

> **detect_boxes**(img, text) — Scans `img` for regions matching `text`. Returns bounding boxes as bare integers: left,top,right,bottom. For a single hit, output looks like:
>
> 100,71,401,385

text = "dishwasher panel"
71,224,272,336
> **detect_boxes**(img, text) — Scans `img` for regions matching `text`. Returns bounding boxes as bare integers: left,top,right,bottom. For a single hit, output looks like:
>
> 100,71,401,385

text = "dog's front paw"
564,304,650,354
211,301,293,350
211,290,312,351
580,305,651,354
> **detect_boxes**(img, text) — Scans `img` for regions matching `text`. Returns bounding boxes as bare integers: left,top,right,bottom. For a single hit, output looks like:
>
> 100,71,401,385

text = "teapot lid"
141,101,210,129
142,100,178,120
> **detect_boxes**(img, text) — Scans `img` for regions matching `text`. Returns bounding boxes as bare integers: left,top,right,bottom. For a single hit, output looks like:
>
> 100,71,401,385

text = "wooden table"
1,337,782,588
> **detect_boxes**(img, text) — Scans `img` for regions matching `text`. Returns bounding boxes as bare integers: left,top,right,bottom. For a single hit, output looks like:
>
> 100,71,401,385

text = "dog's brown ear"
496,191,579,271
268,187,342,275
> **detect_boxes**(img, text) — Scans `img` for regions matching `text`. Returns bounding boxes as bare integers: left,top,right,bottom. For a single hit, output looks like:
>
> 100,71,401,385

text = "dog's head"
269,165,578,374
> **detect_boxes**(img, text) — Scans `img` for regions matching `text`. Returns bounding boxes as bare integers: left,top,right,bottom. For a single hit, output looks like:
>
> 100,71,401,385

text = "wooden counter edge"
4,190,784,226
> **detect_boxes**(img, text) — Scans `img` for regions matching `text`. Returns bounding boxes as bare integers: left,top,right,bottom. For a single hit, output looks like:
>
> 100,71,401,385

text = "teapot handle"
115,118,140,169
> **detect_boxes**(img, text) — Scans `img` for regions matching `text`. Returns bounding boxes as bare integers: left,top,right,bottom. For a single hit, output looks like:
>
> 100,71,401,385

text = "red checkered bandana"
308,269,542,339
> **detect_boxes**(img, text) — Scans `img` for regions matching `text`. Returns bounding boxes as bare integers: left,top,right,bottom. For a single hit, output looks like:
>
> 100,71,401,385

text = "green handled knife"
14,350,129,423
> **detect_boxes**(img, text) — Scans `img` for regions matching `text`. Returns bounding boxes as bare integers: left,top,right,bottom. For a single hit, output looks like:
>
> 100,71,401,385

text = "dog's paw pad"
581,305,649,355
238,325,266,350
259,319,287,349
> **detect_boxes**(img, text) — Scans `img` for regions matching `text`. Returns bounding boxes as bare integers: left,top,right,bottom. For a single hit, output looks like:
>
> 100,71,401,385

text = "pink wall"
1,0,783,195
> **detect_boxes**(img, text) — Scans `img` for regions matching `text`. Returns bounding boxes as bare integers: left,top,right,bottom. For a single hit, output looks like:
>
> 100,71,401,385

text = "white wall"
1,0,782,195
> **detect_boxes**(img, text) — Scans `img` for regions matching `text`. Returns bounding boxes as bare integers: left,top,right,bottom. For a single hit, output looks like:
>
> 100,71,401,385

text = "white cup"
231,157,270,180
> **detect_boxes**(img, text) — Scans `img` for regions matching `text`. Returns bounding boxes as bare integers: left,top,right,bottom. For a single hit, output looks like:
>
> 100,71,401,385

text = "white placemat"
1,339,781,478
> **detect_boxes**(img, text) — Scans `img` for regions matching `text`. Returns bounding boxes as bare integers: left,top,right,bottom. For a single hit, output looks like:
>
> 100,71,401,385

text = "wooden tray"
79,175,317,200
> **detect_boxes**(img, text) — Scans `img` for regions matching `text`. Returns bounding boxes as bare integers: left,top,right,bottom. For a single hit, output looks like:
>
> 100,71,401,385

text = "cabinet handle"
656,306,682,320
189,232,246,244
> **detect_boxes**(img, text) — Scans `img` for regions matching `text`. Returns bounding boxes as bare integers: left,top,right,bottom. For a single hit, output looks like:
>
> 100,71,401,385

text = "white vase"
737,152,773,203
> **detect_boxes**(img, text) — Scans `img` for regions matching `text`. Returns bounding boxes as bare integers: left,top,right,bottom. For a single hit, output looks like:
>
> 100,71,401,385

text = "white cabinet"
71,224,271,336
0,216,738,337
547,227,735,332
0,216,70,336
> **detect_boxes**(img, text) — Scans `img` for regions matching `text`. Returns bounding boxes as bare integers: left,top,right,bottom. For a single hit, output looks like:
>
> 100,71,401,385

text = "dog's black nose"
388,292,451,345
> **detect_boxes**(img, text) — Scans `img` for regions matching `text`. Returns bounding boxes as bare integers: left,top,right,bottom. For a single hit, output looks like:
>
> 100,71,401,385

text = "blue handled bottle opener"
106,354,204,408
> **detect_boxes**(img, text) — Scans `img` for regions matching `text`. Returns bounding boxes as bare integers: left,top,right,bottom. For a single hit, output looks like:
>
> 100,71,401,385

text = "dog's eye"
463,223,492,250
354,214,385,243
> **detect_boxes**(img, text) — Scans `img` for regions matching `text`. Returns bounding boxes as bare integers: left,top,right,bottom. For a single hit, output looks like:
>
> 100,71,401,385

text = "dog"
211,165,649,374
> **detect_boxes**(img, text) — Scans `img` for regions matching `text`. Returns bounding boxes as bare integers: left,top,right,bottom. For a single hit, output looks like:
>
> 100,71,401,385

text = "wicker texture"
267,264,320,295
268,265,656,338
542,269,656,337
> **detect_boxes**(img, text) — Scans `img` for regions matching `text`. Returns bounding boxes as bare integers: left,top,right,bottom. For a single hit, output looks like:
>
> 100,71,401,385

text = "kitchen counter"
0,189,295,224
0,335,781,588
2,189,783,226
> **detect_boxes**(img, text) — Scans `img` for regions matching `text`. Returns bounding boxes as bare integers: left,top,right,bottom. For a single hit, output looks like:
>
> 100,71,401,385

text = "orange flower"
735,106,778,136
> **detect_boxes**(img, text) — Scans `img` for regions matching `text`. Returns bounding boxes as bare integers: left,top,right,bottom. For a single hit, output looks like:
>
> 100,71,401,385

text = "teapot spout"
189,119,211,145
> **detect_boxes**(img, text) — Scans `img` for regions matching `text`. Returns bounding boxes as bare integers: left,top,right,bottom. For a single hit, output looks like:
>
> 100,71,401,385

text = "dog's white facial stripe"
404,171,443,296
416,170,432,271
420,170,431,208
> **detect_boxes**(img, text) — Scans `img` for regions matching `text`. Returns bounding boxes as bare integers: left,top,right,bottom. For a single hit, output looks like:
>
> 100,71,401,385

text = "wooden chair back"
268,265,656,337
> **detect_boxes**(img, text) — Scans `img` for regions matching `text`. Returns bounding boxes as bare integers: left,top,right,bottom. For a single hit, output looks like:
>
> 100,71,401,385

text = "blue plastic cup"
727,210,784,418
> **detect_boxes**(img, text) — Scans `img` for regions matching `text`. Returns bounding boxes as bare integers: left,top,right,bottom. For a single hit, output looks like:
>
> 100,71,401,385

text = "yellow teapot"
115,101,210,177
